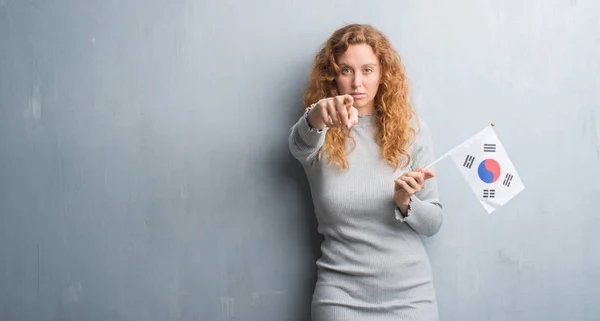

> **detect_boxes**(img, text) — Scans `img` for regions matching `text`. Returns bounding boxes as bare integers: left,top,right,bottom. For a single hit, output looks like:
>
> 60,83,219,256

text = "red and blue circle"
477,159,501,183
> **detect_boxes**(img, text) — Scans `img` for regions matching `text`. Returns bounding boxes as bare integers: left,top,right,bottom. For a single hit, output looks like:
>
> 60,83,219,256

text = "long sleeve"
288,110,328,166
395,120,443,237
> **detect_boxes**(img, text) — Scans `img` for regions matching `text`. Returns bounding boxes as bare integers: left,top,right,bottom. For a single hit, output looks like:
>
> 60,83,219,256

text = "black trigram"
463,155,475,168
483,143,496,152
483,189,496,198
503,173,513,187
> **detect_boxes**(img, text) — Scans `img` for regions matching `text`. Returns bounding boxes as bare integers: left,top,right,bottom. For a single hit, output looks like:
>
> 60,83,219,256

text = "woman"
288,24,443,320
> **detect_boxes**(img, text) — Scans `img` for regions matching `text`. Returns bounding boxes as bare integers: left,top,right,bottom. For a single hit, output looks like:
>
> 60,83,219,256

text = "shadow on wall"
282,153,323,321
275,86,324,321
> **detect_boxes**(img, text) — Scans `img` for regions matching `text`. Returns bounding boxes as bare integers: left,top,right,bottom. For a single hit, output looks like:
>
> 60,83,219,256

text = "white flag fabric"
448,125,524,214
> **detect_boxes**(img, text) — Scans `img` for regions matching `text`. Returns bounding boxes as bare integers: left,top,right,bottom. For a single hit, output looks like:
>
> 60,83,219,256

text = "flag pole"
423,123,495,170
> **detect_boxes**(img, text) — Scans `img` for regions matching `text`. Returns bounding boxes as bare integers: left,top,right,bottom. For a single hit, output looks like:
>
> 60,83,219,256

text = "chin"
354,101,374,109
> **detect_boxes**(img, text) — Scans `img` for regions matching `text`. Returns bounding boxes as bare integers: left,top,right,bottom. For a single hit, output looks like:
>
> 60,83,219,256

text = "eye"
341,67,352,75
365,68,373,73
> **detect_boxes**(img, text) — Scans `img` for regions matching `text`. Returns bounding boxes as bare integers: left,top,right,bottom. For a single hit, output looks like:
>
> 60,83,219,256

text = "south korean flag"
449,125,525,214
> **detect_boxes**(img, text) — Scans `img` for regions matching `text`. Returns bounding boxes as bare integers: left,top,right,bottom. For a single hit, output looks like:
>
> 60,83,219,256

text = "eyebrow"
338,63,378,68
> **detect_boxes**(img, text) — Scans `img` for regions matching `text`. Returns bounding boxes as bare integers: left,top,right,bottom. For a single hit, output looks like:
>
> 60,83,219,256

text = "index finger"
415,167,435,180
343,94,354,108
405,171,425,184
335,96,350,128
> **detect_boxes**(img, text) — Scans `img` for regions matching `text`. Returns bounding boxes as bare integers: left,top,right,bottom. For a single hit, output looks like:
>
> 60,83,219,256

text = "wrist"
307,104,326,129
397,198,411,217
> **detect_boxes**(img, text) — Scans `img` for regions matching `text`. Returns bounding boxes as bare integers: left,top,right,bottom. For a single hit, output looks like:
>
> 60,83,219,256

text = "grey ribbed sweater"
288,112,443,321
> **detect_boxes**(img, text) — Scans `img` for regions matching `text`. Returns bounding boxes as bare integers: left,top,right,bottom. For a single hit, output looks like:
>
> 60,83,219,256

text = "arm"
288,106,328,166
288,95,358,166
395,121,443,237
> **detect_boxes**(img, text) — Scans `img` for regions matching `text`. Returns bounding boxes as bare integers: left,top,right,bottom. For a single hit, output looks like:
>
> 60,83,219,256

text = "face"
335,44,381,114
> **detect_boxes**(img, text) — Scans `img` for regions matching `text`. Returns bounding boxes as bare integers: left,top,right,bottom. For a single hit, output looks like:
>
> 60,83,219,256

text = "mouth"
350,93,366,98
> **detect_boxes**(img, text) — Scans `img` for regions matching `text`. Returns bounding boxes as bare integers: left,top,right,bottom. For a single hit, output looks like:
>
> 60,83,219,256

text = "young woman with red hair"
288,24,444,321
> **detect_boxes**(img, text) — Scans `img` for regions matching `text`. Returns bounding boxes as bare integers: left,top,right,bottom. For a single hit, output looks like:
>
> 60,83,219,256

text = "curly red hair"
303,24,418,171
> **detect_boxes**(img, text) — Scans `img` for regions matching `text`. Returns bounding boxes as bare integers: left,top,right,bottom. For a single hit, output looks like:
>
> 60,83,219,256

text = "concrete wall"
1,0,599,320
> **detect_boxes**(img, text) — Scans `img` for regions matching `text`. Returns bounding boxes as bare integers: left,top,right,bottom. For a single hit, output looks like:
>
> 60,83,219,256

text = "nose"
352,74,362,89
